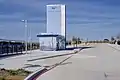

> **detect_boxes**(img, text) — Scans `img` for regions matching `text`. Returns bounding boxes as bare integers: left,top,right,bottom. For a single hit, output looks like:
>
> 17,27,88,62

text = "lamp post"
29,25,32,53
21,20,28,54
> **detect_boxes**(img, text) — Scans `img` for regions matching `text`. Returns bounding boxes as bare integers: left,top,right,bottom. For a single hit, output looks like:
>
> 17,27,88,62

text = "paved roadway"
0,43,120,80
36,43,120,80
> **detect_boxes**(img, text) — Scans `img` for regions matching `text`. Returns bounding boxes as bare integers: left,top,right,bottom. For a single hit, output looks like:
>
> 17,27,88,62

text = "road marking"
73,55,96,59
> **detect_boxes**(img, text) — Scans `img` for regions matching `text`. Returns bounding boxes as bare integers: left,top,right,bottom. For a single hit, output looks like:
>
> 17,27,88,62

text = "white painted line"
73,55,96,59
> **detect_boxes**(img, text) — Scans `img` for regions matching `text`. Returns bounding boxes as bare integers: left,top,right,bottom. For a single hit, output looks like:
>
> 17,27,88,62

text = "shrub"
117,41,120,45
0,77,6,80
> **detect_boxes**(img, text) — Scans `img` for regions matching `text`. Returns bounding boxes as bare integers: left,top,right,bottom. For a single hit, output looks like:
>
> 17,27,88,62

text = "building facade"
47,4,66,37
37,33,65,51
37,4,66,51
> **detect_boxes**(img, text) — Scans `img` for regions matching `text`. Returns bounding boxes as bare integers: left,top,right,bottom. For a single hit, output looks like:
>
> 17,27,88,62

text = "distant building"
47,4,66,37
37,4,66,51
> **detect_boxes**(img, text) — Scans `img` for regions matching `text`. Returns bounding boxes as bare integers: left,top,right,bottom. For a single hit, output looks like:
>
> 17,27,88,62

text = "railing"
0,41,39,56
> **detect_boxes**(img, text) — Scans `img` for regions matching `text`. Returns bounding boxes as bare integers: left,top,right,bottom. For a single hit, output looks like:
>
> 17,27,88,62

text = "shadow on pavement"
27,52,75,62
23,62,72,69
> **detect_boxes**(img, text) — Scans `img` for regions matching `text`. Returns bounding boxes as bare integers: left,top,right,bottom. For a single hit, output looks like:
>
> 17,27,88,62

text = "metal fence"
0,40,39,56
0,41,25,55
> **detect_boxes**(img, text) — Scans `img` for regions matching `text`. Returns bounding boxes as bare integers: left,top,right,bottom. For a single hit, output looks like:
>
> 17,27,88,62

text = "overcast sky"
0,0,120,41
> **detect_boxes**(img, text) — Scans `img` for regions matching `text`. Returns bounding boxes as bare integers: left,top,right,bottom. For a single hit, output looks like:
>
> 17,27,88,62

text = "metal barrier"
0,39,40,56
0,41,25,55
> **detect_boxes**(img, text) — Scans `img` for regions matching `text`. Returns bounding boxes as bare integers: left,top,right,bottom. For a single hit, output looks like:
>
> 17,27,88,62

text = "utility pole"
29,24,32,53
22,20,28,54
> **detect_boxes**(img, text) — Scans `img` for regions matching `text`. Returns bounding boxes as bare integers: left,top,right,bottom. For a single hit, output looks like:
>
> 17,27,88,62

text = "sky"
0,0,120,41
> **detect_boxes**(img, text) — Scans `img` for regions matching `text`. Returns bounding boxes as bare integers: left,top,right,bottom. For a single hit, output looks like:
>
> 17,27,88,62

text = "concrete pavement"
0,43,120,80
0,49,74,71
37,44,120,80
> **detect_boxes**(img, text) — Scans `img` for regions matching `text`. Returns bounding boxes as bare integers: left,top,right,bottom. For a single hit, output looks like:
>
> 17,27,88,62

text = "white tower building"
37,4,66,51
47,4,66,37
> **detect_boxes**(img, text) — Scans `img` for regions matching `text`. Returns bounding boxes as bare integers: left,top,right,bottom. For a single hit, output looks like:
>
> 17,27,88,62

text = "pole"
30,25,32,53
25,20,28,54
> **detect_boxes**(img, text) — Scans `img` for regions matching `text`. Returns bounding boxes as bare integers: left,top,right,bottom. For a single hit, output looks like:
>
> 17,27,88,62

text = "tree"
72,36,76,42
77,37,81,44
104,39,109,43
77,38,80,41
111,36,115,41
116,36,120,39
116,33,120,40
72,36,77,47
117,40,120,45
66,40,71,45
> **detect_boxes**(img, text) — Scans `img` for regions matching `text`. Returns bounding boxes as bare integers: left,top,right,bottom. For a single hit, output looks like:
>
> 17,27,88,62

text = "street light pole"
29,25,32,53
22,20,28,54
25,20,28,54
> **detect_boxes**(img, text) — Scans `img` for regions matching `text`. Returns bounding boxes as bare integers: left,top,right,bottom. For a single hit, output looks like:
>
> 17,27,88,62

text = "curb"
24,67,47,80
24,48,82,80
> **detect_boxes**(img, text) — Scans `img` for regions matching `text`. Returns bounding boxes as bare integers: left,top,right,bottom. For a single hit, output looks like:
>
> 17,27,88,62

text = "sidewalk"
108,44,120,51
0,49,76,72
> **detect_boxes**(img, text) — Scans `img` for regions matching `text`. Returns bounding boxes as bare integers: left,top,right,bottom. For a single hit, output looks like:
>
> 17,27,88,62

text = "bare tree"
116,33,120,40
111,36,115,41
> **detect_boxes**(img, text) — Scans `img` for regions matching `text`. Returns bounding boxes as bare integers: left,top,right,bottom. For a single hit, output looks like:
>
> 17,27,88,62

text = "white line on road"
73,55,96,59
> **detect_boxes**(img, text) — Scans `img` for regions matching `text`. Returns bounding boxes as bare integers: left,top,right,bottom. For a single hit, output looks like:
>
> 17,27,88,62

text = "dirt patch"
0,68,32,80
